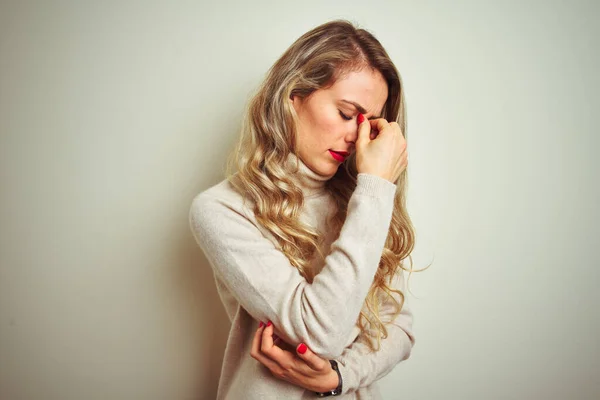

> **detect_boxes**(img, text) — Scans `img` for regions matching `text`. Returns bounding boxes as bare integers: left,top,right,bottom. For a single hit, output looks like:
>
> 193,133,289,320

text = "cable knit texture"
189,153,415,399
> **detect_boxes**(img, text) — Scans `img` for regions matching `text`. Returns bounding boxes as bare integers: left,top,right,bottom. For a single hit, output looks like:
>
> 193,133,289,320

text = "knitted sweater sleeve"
334,269,416,394
189,174,396,359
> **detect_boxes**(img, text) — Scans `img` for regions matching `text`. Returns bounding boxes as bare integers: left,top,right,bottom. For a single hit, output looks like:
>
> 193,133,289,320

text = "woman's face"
290,68,389,177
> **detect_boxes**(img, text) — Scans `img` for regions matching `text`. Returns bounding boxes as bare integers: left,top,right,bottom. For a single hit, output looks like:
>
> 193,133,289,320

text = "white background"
1,1,598,399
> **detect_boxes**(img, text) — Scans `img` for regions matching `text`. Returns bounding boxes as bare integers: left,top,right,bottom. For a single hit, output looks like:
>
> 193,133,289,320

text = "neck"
285,152,331,197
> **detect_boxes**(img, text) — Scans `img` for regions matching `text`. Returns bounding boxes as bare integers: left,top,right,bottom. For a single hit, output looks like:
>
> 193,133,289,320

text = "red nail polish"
357,113,365,124
297,343,307,354
259,321,264,328
267,321,272,327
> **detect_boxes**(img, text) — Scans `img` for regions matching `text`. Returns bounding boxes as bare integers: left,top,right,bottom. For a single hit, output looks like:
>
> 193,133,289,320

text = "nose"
344,124,359,152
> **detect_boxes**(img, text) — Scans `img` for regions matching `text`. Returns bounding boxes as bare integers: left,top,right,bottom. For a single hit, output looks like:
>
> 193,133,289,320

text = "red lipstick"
329,150,348,162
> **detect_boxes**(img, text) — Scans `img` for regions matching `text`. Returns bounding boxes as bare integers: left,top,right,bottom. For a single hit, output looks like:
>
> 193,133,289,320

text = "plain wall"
1,1,598,399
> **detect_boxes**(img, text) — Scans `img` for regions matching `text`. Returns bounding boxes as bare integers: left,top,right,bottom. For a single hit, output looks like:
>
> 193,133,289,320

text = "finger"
261,321,287,362
262,322,305,381
272,333,284,348
250,321,266,360
369,118,390,134
355,113,372,148
389,121,405,138
251,322,284,373
296,342,328,372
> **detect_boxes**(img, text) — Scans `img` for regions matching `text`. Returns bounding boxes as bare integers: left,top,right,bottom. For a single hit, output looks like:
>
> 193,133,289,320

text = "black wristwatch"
315,359,343,397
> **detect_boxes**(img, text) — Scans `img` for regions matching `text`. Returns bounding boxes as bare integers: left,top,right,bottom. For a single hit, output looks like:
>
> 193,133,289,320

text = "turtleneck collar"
285,152,331,198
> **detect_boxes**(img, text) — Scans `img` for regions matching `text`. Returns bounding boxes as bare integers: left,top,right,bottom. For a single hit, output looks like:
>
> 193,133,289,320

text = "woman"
190,19,421,399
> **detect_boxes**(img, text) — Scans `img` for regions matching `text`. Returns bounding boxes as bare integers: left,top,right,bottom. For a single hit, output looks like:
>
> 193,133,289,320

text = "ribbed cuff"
333,358,355,395
354,173,397,199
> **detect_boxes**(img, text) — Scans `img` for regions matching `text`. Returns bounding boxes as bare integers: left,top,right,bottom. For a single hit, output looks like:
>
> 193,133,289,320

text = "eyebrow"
341,99,382,119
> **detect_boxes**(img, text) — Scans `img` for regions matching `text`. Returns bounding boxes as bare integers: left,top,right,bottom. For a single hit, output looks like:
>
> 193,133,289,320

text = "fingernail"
297,343,307,354
259,321,264,328
267,321,272,327
357,113,365,124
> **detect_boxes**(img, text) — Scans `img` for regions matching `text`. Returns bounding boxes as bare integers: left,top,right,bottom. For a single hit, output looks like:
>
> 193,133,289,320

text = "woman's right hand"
355,115,408,183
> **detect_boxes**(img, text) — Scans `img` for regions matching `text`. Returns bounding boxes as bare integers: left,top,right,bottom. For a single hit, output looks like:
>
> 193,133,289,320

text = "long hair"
226,19,429,352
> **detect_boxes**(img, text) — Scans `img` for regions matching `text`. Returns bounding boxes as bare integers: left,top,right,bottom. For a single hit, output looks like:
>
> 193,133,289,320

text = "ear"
289,93,301,113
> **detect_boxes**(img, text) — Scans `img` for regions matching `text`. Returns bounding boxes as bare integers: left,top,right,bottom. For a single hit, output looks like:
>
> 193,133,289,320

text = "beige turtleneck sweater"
189,153,415,399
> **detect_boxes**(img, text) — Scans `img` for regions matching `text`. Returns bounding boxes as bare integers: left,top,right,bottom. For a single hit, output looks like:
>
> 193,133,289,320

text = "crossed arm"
189,173,409,393
251,269,415,395
189,173,398,359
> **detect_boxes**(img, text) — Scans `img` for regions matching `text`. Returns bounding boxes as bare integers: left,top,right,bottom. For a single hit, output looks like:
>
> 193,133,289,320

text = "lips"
329,150,349,162
331,150,350,156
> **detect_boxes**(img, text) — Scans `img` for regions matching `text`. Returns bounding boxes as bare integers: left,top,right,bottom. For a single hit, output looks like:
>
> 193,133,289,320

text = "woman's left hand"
250,320,339,393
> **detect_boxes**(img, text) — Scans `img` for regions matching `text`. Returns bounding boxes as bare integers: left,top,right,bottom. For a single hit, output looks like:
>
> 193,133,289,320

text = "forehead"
326,68,389,117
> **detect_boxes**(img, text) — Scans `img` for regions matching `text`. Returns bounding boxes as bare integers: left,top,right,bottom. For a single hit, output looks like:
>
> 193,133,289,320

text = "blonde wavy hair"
226,19,429,352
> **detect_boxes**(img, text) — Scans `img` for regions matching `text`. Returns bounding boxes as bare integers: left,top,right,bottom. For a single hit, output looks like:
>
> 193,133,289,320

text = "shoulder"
191,177,244,208
189,177,259,236
190,176,256,216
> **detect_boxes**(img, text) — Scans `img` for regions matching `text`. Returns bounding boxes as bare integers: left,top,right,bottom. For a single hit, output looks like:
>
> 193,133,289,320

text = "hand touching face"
291,68,388,178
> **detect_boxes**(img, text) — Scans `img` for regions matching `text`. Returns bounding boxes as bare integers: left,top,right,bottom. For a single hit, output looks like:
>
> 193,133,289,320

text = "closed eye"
339,110,352,121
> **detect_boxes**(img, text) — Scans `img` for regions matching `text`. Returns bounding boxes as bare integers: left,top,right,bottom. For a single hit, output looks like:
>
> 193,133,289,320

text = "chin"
302,153,339,177
316,160,340,177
